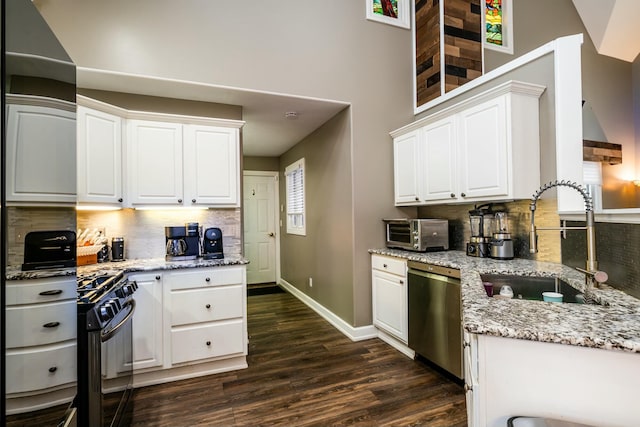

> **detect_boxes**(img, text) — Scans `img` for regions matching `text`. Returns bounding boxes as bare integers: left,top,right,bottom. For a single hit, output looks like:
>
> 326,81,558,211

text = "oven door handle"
101,299,136,343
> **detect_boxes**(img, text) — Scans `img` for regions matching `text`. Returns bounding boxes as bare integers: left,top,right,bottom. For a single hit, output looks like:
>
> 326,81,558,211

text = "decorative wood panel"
583,139,622,164
415,0,482,109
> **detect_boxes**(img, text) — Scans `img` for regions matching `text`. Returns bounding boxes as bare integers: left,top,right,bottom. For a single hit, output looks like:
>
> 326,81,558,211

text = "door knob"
268,232,275,237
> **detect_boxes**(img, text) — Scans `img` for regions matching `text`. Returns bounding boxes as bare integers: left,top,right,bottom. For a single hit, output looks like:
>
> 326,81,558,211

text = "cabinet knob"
205,277,211,282
118,198,123,203
206,304,211,309
464,384,473,392
43,321,60,328
450,193,455,198
155,275,161,280
461,193,466,197
177,199,183,203
48,367,57,373
415,196,419,201
383,264,388,268
192,199,196,203
39,289,63,296
206,341,211,346
399,280,404,284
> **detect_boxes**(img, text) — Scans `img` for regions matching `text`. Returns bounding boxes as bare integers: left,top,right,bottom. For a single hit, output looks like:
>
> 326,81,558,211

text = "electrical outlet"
309,277,313,287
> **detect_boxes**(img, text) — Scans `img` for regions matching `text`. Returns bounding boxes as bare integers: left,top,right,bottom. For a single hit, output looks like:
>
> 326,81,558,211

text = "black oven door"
101,299,136,427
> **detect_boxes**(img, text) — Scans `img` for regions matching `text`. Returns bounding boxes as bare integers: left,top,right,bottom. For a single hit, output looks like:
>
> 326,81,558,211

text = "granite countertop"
6,254,249,281
370,248,640,353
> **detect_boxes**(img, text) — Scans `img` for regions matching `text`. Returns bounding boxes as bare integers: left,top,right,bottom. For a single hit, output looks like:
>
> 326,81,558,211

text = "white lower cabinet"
371,255,408,343
5,277,77,415
166,266,247,365
105,265,248,388
122,272,164,373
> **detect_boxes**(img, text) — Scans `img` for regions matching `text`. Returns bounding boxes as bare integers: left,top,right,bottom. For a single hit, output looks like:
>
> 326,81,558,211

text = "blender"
489,211,515,260
466,204,493,257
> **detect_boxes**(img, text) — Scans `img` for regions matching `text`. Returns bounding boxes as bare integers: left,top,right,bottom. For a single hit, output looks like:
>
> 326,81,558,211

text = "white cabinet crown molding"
6,93,76,112
77,95,245,129
391,80,546,138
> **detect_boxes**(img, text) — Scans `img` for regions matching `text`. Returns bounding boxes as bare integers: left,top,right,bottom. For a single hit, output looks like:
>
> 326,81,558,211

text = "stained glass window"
484,0,513,54
485,0,503,46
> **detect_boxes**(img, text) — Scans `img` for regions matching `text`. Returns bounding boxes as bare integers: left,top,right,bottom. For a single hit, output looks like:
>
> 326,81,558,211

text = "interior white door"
243,173,277,284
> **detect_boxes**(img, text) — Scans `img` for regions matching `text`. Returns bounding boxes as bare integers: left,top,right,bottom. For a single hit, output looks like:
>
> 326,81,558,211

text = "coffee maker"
466,204,493,258
165,223,200,261
202,227,224,260
489,211,515,260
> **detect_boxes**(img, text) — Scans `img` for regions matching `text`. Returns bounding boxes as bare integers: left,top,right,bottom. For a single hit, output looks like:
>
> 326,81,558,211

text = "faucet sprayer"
529,180,607,289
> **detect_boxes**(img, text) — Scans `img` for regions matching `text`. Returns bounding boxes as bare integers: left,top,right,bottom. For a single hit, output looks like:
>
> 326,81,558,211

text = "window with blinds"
285,158,305,235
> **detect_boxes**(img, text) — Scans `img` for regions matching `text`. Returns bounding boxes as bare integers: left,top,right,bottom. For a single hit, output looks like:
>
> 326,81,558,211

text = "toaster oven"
383,219,449,252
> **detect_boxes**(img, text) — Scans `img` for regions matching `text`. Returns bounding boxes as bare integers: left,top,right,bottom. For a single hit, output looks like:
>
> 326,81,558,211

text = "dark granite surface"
370,248,640,353
7,255,249,280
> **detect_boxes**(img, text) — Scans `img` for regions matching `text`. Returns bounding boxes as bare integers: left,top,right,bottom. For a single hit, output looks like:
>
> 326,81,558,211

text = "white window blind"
285,158,305,235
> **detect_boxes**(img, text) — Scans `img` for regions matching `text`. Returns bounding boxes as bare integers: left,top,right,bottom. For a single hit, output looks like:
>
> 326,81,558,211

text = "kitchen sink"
480,274,588,304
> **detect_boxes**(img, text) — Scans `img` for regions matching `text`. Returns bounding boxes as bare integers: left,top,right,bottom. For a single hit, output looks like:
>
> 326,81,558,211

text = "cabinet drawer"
371,255,406,276
6,342,76,394
165,266,244,290
171,285,243,326
171,319,244,364
6,300,76,348
6,277,76,305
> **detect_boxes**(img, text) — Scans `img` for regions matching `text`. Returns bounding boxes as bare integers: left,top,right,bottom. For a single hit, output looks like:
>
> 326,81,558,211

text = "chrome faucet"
529,180,608,289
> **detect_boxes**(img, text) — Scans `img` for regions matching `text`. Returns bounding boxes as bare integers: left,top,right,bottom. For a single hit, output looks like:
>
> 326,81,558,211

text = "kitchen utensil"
22,230,77,271
499,285,514,299
166,239,188,256
466,204,493,257
489,211,514,260
202,227,224,260
542,292,563,303
111,237,125,261
165,226,199,260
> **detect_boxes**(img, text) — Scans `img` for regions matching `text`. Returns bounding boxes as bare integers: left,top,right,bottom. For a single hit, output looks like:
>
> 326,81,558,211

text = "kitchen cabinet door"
421,117,458,202
457,96,509,200
6,101,76,204
393,130,422,205
127,120,184,206
115,273,164,373
371,255,408,343
77,106,123,206
183,124,240,207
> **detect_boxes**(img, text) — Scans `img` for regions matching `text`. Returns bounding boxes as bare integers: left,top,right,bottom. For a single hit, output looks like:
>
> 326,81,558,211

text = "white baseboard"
279,279,378,342
377,330,415,360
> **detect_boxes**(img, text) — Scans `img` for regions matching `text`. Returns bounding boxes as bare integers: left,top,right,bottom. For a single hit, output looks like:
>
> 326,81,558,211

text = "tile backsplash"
77,208,242,260
417,198,562,263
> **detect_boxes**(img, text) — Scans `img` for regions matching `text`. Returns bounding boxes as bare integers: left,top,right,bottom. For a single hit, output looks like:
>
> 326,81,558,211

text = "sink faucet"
529,180,608,289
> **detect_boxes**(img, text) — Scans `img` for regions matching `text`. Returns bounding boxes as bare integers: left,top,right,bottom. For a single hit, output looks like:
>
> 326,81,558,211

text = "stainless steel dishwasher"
407,261,463,379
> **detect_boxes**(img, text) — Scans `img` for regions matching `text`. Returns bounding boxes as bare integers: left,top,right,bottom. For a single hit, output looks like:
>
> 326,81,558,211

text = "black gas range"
76,271,138,427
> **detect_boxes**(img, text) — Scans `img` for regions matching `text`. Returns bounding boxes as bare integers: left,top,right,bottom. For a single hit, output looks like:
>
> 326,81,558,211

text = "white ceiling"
573,0,640,62
77,67,350,158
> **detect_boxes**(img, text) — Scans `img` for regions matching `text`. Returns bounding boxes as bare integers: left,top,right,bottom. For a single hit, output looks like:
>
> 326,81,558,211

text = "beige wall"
37,1,414,327
279,110,354,323
485,0,637,209
78,88,242,120
243,156,279,172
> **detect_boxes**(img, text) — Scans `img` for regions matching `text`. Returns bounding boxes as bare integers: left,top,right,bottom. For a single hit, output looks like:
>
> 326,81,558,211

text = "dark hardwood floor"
129,290,467,426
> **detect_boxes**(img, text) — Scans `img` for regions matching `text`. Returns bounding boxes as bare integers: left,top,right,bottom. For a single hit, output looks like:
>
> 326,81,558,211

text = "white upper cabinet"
392,81,545,206
421,116,458,202
77,105,123,206
6,96,76,205
127,119,184,206
183,125,240,207
393,130,422,204
78,97,244,208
